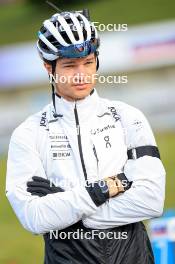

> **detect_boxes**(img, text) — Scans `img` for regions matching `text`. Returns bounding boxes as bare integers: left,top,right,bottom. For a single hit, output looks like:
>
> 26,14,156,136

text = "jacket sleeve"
6,120,98,235
82,105,166,229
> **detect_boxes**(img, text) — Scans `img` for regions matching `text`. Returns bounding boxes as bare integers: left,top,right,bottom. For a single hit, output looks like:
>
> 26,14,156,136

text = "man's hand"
104,176,125,198
27,176,64,197
104,173,132,198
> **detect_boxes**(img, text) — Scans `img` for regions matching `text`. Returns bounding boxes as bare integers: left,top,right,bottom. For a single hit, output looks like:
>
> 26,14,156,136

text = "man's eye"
86,61,93,64
64,65,74,68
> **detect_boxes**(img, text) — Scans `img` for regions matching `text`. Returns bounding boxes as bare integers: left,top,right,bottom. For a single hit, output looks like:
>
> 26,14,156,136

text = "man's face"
45,53,97,101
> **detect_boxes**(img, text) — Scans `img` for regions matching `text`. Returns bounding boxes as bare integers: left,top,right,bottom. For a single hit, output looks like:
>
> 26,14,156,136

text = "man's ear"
44,62,52,74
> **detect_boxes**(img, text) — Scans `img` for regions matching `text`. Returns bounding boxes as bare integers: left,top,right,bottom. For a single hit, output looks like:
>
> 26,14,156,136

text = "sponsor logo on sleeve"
108,106,120,122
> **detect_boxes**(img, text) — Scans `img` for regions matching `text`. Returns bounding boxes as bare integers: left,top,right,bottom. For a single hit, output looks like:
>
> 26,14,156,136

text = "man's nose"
73,65,86,82
74,64,86,75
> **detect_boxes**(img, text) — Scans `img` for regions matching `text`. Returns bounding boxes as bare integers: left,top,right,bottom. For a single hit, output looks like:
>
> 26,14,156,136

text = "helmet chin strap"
50,60,61,118
96,56,99,71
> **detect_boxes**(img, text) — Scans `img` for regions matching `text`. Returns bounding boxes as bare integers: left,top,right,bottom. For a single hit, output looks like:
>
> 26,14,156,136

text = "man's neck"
56,93,86,102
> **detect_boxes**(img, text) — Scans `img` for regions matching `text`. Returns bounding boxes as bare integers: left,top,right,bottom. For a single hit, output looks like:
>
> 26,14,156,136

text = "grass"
0,158,44,264
156,132,175,209
0,132,174,263
1,0,175,45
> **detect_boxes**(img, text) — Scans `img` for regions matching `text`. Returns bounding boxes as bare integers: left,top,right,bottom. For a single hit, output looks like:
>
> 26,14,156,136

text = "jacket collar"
51,88,100,123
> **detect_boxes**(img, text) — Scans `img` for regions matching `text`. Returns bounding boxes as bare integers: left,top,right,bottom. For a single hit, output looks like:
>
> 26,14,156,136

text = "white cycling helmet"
37,9,100,62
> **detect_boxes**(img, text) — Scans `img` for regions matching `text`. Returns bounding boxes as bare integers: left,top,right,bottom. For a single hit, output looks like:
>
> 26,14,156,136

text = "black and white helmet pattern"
37,11,99,61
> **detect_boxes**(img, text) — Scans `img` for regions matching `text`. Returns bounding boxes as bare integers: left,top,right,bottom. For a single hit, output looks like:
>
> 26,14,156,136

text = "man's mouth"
73,82,89,88
74,83,86,86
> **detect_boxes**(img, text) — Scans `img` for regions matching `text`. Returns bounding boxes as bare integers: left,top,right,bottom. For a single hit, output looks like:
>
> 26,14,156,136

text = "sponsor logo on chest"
90,124,115,135
49,133,72,160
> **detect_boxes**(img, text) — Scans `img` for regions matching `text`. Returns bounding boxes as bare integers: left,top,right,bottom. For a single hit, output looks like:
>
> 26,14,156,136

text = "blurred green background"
0,0,175,263
1,0,175,45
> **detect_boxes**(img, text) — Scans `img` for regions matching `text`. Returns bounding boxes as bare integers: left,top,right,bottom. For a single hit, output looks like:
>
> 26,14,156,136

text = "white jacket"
6,89,165,234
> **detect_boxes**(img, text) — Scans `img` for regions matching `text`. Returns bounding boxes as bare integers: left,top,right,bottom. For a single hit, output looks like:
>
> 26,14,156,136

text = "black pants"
43,221,155,264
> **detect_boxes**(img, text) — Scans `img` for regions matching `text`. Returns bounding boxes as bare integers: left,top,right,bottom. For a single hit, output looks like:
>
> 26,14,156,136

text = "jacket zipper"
74,103,88,181
93,144,99,171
